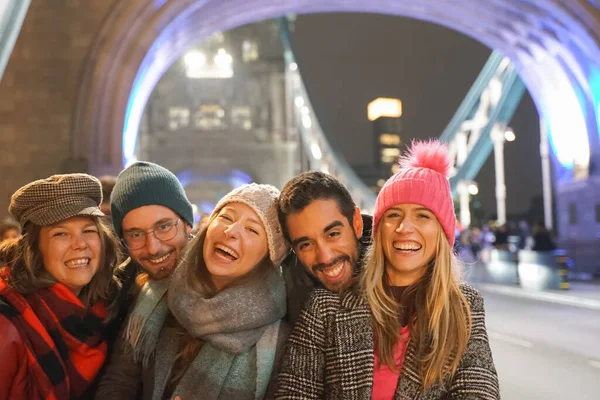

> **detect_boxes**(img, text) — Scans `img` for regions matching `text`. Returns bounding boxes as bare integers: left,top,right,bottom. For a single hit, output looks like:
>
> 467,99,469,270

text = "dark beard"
308,235,362,290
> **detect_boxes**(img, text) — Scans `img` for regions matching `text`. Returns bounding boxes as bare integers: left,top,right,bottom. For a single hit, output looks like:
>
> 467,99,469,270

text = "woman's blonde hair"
360,222,471,388
0,217,122,319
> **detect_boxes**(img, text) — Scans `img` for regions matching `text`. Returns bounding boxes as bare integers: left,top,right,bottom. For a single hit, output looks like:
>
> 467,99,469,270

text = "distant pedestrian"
532,221,556,251
98,175,118,216
493,224,509,250
0,218,21,243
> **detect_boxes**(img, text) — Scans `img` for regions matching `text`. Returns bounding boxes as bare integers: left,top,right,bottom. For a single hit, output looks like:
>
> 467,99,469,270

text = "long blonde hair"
360,223,471,388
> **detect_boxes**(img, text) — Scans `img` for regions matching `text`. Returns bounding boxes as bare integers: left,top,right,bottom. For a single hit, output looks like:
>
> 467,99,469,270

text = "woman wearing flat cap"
0,173,122,400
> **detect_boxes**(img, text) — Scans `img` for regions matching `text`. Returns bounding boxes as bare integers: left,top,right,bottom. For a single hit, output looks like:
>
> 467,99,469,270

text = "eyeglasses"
122,218,181,250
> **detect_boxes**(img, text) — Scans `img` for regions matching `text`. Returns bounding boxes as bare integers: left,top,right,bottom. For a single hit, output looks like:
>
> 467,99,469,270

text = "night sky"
292,13,542,218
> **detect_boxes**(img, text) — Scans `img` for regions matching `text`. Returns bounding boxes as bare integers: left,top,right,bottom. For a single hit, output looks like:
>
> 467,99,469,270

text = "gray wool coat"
275,284,500,400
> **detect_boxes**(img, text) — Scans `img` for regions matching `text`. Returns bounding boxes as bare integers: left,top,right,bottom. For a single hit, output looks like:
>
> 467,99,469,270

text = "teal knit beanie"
110,161,194,236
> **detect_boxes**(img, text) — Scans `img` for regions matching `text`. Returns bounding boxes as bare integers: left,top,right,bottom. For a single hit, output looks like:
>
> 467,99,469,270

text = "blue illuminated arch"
587,65,600,141
71,0,600,180
120,1,599,176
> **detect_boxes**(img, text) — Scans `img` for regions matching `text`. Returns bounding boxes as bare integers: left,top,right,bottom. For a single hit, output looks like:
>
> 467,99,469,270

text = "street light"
468,183,479,196
491,125,516,225
183,48,233,79
311,142,322,160
302,115,312,128
184,51,206,68
214,48,233,68
184,51,207,78
504,127,516,142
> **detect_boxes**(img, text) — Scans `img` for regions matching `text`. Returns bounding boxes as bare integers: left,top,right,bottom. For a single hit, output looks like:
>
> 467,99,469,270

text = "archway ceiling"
74,0,600,173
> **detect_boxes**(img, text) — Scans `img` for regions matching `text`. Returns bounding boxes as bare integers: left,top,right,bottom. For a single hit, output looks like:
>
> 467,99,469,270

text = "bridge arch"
72,0,600,179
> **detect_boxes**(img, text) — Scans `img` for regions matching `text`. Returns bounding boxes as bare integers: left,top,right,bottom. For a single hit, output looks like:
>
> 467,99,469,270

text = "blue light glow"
177,168,253,218
176,168,253,188
120,0,596,185
197,201,216,215
122,62,149,166
540,62,590,169
122,44,167,166
154,0,168,9
122,0,223,167
587,64,600,141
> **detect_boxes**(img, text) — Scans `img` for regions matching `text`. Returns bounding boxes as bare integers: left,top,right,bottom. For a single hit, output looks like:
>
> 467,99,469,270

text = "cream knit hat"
211,183,290,266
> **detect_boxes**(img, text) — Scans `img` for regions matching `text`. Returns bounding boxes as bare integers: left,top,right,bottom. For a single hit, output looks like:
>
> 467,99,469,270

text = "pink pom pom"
398,139,451,176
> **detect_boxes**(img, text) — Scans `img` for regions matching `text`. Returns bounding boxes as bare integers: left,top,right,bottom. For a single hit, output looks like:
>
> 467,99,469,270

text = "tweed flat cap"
9,173,104,227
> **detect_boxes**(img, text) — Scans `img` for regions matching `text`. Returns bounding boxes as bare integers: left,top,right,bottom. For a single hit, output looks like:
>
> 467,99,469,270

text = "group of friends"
0,140,500,399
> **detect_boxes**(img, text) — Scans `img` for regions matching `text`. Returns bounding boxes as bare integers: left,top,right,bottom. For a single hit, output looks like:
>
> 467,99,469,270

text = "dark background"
293,13,542,219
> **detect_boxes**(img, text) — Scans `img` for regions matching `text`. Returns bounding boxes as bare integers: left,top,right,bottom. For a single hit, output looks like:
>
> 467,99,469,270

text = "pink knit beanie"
373,140,456,245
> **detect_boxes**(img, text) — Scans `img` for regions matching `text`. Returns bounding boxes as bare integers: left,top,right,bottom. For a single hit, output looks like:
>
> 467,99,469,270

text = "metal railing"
439,51,526,196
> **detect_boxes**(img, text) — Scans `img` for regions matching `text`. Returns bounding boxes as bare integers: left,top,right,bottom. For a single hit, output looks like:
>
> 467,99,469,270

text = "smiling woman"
38,216,103,296
0,173,122,400
203,203,269,291
379,204,441,287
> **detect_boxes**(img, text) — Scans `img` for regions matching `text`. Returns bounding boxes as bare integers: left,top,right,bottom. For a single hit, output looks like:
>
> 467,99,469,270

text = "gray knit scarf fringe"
123,278,170,367
124,261,287,399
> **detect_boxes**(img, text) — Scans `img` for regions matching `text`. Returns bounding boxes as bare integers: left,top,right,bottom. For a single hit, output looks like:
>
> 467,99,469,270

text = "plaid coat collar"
276,285,499,400
336,289,426,399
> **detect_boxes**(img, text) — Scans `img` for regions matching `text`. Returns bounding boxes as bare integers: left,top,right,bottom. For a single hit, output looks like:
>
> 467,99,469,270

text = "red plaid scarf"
0,276,108,400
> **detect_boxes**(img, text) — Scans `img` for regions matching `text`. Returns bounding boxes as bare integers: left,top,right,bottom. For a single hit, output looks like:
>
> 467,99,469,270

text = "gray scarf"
123,278,170,367
124,262,286,400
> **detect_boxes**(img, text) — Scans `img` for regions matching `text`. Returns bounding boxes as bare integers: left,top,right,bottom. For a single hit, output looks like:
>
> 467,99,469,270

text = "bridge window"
379,133,401,146
231,106,252,130
242,40,259,63
568,203,577,225
368,98,402,121
194,104,226,130
381,147,400,164
168,107,190,131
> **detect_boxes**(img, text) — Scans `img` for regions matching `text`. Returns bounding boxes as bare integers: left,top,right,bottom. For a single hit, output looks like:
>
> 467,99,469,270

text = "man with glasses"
96,161,194,395
111,161,194,283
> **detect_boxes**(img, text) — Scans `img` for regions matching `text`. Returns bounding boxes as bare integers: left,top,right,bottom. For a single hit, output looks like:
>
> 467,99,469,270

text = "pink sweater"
372,326,411,400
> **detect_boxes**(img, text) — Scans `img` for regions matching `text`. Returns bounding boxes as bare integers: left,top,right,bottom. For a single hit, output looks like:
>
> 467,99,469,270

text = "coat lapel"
395,341,447,400
335,291,374,398
394,339,422,399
